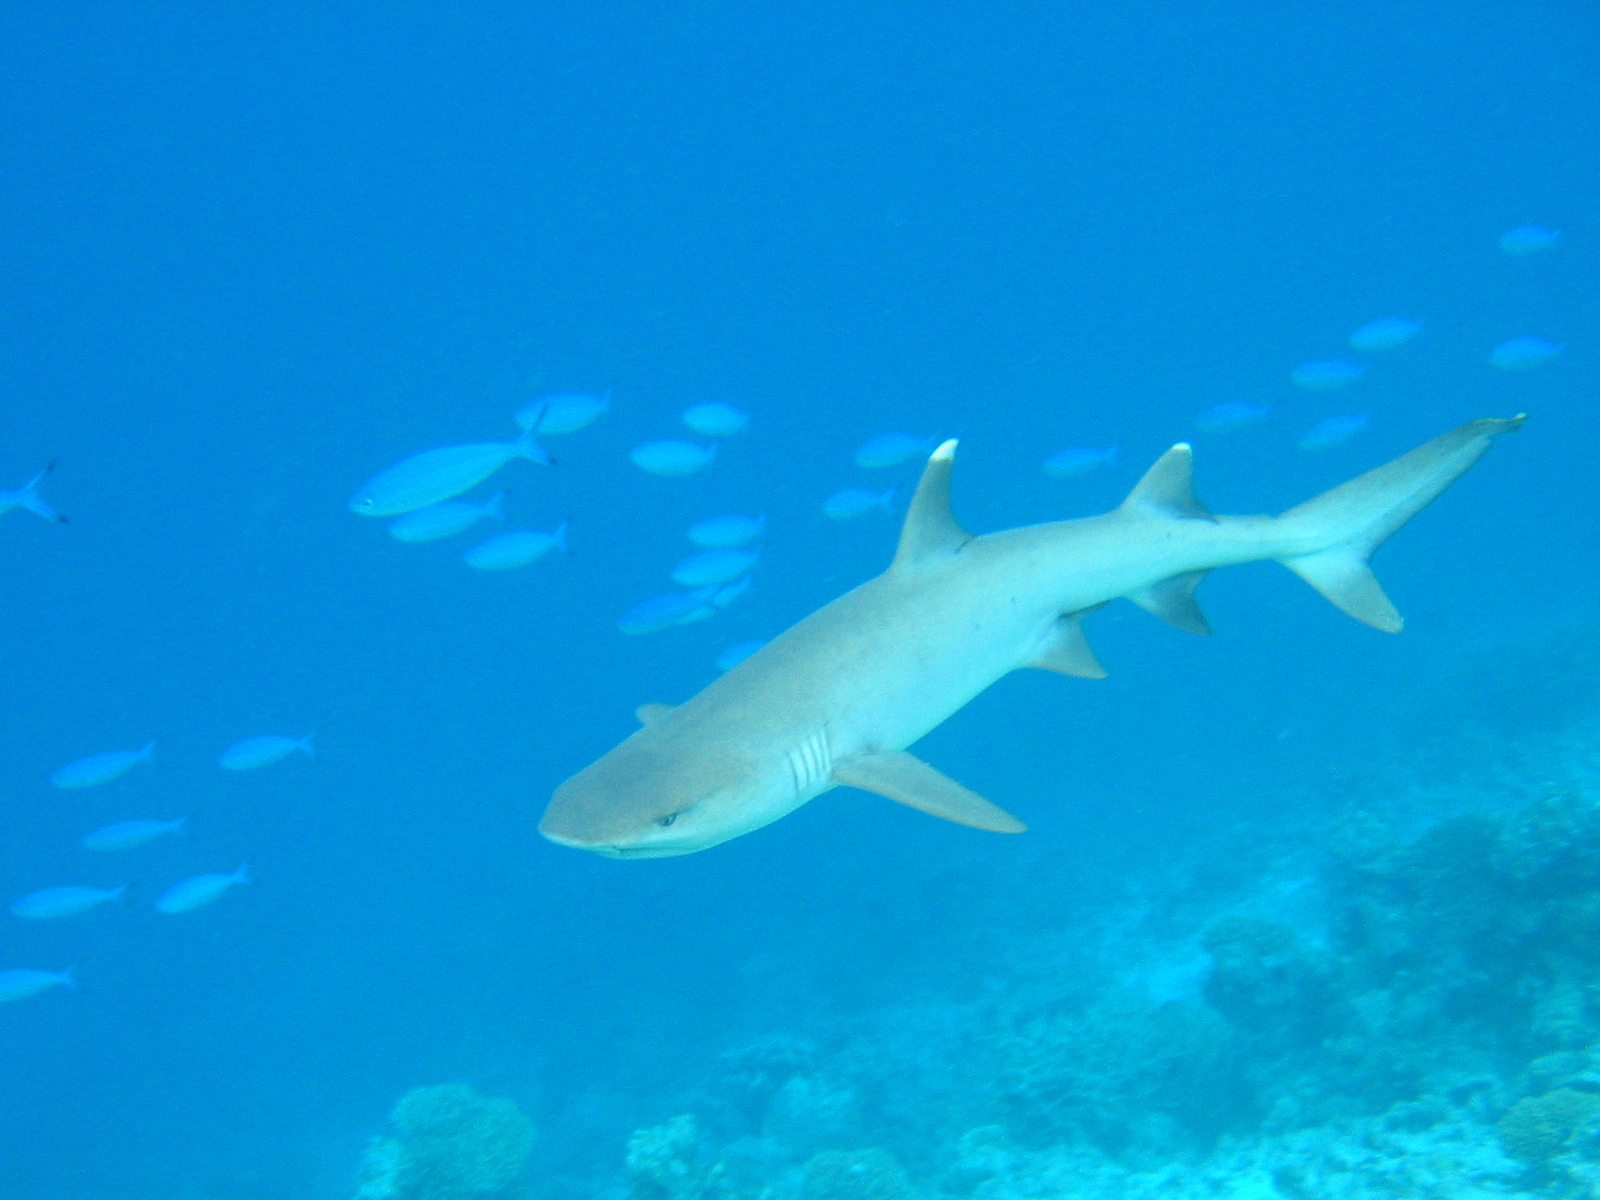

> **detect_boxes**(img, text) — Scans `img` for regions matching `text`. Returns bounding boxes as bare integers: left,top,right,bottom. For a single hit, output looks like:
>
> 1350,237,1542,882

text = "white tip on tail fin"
892,439,970,570
1276,415,1525,631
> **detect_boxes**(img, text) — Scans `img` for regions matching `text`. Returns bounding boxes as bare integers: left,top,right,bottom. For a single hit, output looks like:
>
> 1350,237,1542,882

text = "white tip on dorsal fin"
1119,444,1215,522
891,439,971,571
832,749,1026,834
635,703,676,726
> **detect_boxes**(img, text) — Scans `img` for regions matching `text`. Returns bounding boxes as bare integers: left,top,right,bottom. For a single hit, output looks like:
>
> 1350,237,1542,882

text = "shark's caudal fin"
1275,415,1526,632
892,439,971,571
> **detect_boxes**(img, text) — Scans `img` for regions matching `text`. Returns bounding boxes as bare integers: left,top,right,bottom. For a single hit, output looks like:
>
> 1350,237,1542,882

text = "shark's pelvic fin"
891,439,971,571
1276,414,1526,632
833,749,1026,833
636,703,676,726
1025,612,1108,678
1119,444,1216,522
1128,569,1212,635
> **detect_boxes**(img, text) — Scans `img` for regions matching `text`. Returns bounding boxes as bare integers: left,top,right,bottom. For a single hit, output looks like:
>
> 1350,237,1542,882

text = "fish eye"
656,812,682,828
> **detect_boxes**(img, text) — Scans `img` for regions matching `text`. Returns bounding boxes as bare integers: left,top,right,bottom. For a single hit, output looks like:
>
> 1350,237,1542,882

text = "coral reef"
356,1083,535,1200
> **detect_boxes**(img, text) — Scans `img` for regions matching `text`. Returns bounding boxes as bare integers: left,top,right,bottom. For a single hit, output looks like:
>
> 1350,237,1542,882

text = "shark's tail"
1273,415,1525,631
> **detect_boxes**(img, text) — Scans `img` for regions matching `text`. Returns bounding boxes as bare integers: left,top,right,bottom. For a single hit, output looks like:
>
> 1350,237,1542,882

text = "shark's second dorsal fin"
636,703,676,726
833,749,1026,833
1119,444,1215,522
891,439,971,572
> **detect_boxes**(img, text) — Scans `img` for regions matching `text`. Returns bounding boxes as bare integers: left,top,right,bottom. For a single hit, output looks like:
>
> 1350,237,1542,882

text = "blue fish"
349,428,549,517
464,523,569,570
155,865,251,915
82,816,189,853
618,579,749,635
854,433,936,469
1348,317,1423,353
388,492,505,543
220,734,315,771
715,640,768,671
1490,336,1564,371
50,743,156,789
515,391,610,435
823,487,898,520
631,440,717,477
1042,444,1118,479
1297,412,1371,450
1499,225,1562,256
0,966,78,1003
681,402,750,438
672,548,758,587
1291,359,1366,391
1195,402,1271,434
688,513,765,548
0,462,66,523
11,884,129,920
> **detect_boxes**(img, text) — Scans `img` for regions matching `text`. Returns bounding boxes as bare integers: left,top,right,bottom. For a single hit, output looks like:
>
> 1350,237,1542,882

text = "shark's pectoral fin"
832,750,1026,834
636,703,677,726
1025,612,1108,678
1119,444,1216,521
891,440,971,571
1279,550,1402,632
1128,570,1212,635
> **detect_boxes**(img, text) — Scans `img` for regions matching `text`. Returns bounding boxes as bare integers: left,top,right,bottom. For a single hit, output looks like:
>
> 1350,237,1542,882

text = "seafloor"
357,631,1600,1200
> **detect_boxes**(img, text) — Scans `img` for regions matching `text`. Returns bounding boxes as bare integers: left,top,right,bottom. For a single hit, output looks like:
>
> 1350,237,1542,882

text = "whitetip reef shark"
541,416,1524,858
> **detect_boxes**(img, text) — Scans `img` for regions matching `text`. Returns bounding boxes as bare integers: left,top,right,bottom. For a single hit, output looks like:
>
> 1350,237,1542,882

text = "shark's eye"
657,813,678,827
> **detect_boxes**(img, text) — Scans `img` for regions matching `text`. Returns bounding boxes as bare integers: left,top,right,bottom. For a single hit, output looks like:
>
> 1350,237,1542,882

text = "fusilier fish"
631,440,717,476
618,579,749,636
1297,413,1371,450
388,493,505,543
349,428,550,517
0,966,78,1003
688,514,765,548
1043,444,1118,479
11,884,129,919
50,743,156,789
682,402,750,437
1490,336,1564,371
1291,360,1366,390
82,816,188,852
1348,318,1423,353
855,433,936,469
155,864,251,914
464,523,569,570
823,487,897,521
1499,225,1561,256
543,416,1523,858
220,734,315,771
0,462,66,523
672,548,758,587
1195,402,1271,434
516,392,610,434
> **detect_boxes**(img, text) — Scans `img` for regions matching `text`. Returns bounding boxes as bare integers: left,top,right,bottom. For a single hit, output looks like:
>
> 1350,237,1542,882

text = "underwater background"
0,3,1595,1198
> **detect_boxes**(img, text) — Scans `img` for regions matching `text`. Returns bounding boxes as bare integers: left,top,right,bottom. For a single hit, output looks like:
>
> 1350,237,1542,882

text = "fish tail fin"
175,815,193,835
483,491,507,521
880,485,901,513
18,461,65,522
234,863,254,884
553,520,571,553
1105,442,1120,467
115,883,135,904
1274,415,1525,631
298,734,316,759
59,963,81,992
514,423,553,466
139,742,157,764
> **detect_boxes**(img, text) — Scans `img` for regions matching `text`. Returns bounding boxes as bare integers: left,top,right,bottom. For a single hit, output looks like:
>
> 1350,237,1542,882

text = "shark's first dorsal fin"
1119,444,1215,522
833,749,1026,833
636,703,676,726
891,439,971,571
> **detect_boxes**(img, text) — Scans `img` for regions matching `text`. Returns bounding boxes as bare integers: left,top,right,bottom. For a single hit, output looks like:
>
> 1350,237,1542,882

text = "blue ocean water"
0,5,1594,1198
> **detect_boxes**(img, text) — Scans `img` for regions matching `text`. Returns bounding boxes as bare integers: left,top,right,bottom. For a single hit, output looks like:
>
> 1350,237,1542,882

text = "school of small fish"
0,222,1570,1002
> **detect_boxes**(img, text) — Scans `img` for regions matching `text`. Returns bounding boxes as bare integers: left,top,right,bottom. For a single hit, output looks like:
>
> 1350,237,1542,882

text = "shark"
541,415,1524,858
